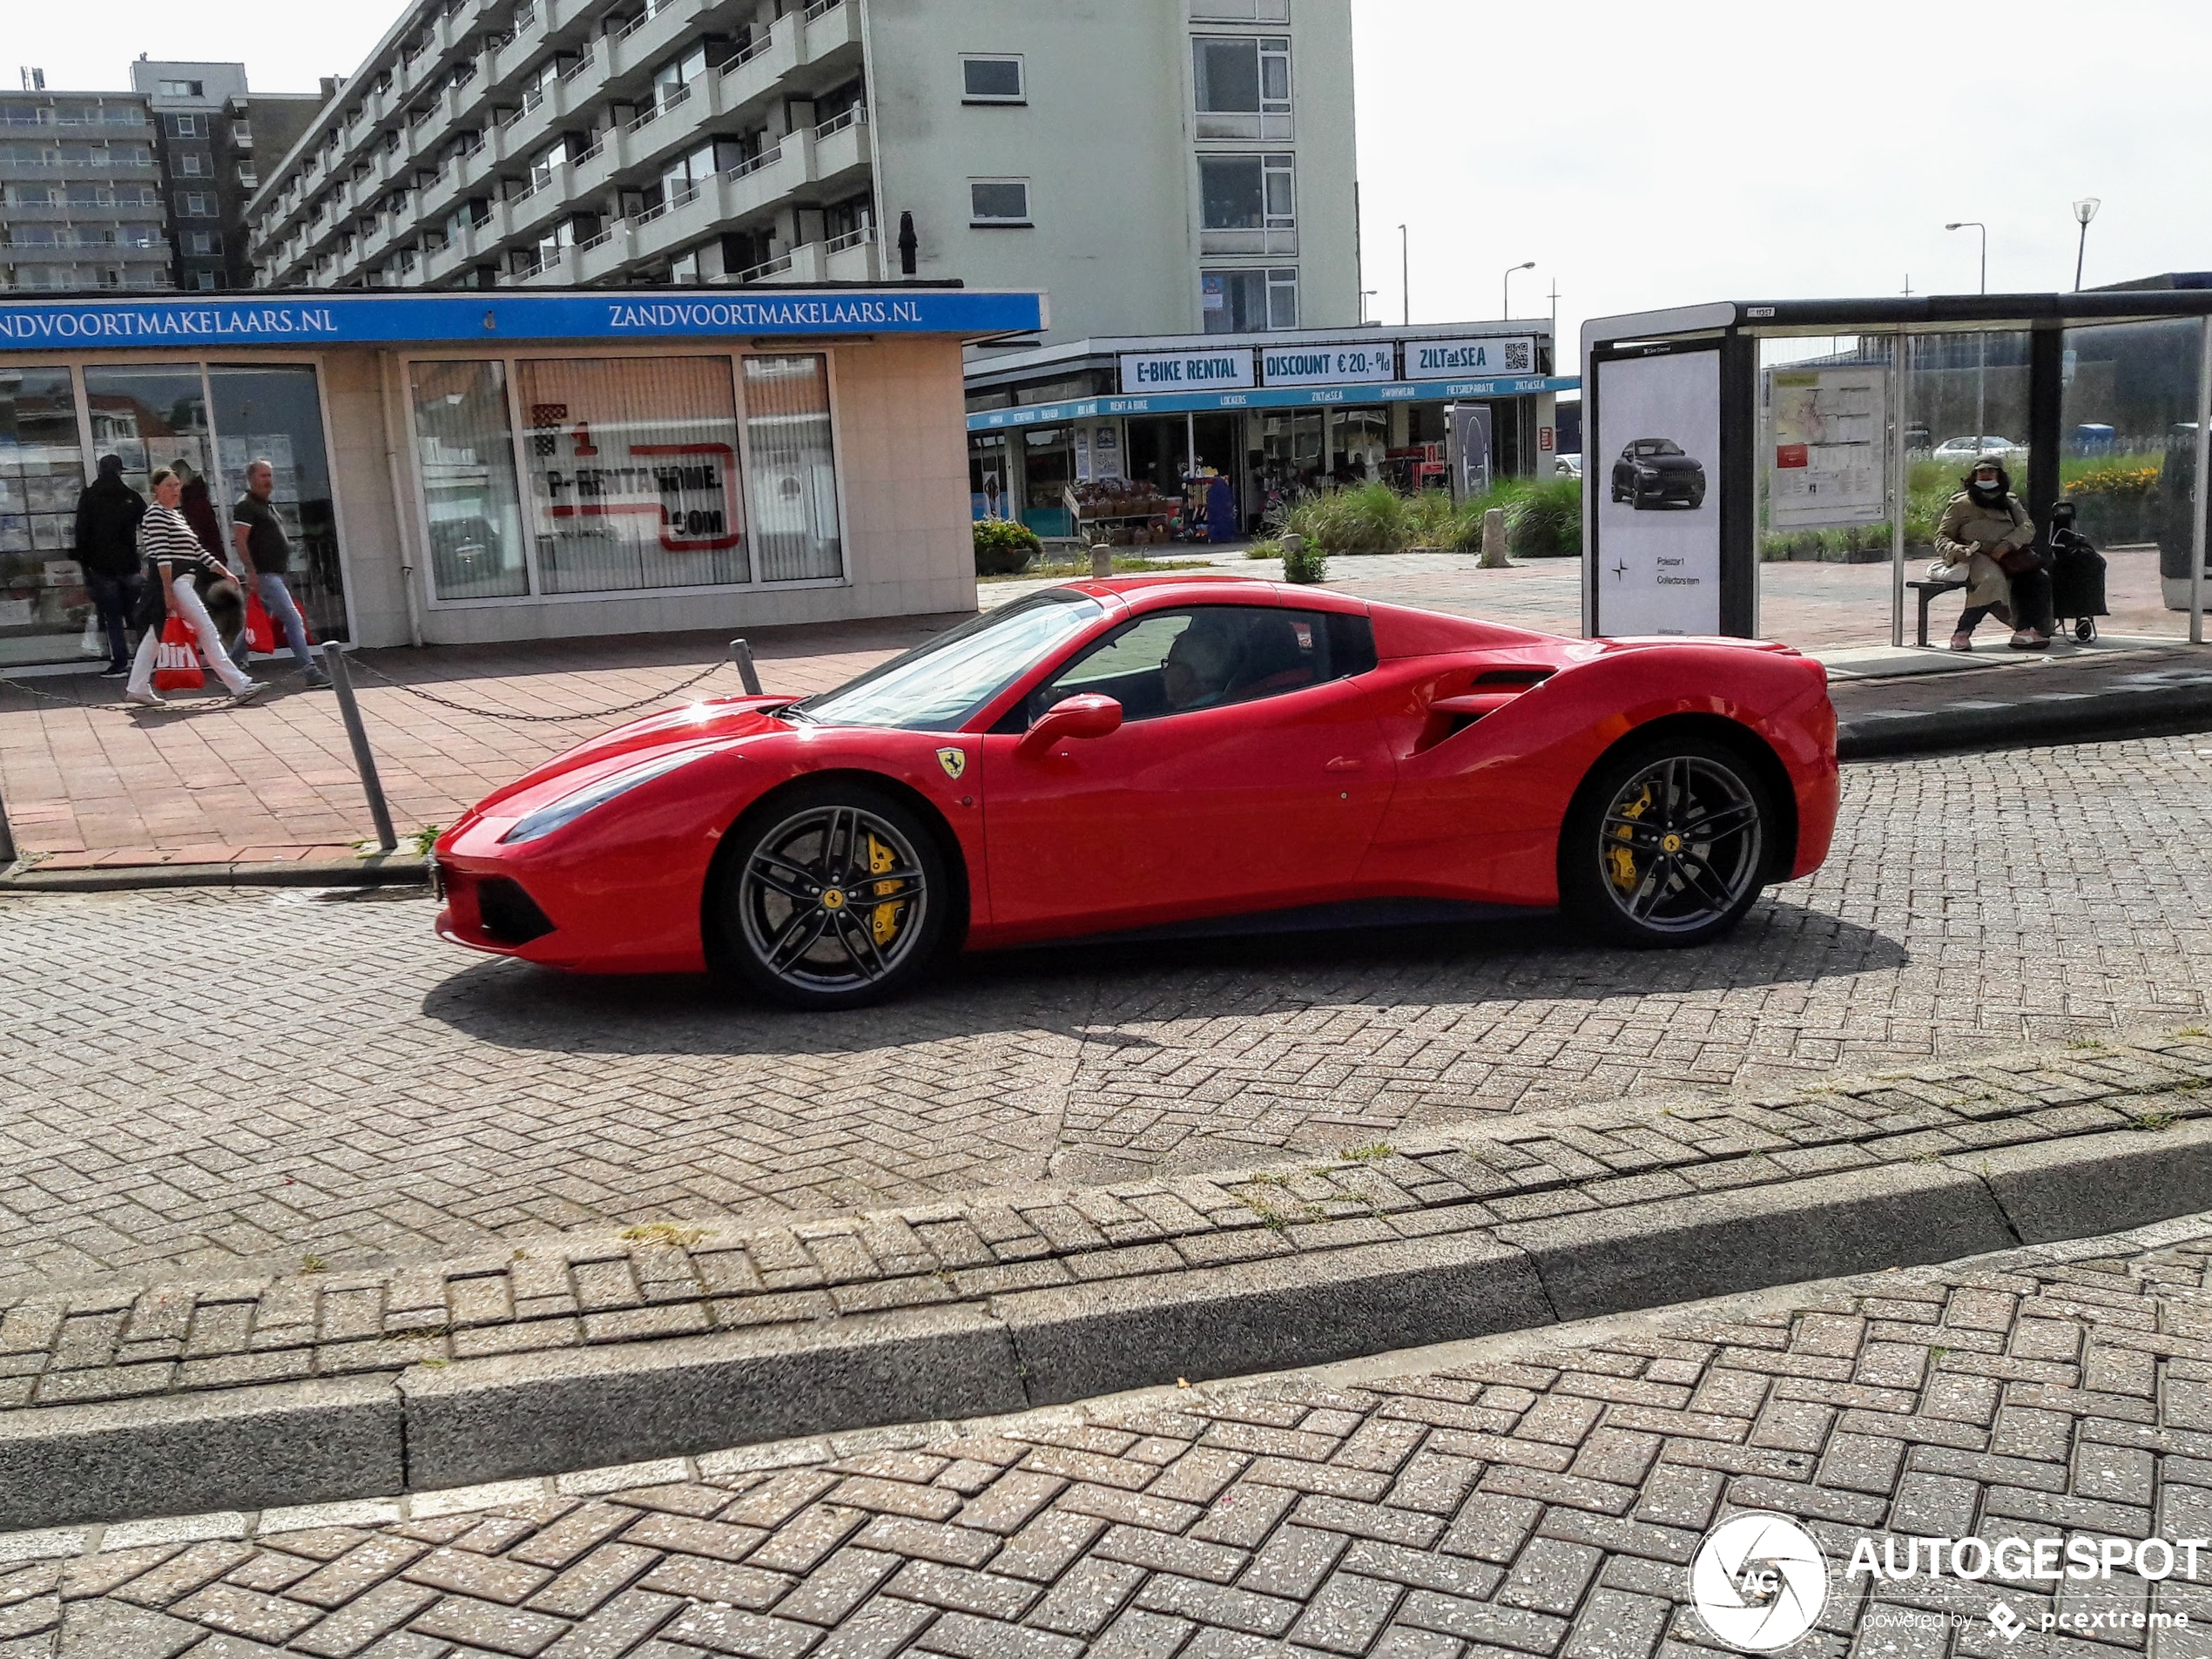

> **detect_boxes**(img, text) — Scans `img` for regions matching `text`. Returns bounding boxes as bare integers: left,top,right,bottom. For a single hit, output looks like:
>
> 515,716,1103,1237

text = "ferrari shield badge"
937,747,968,781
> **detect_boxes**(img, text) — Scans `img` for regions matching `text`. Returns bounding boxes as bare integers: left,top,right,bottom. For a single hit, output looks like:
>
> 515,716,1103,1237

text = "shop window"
0,365,84,667
1203,267,1298,334
518,356,749,595
744,354,843,583
1192,36,1291,140
961,56,1025,104
969,179,1031,226
409,358,531,601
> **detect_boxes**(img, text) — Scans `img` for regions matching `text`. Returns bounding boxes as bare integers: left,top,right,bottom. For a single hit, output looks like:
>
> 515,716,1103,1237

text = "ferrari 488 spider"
434,579,1838,1008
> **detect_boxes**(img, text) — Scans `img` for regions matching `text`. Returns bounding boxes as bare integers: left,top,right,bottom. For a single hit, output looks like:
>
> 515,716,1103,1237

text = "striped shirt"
139,503,230,586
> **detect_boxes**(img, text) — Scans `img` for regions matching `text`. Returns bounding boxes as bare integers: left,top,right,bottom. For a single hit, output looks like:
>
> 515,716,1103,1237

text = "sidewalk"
2,552,2206,880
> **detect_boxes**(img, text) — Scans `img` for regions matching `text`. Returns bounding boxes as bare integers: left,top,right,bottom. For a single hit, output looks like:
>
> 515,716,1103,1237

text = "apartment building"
128,61,327,292
246,0,1359,343
0,84,170,293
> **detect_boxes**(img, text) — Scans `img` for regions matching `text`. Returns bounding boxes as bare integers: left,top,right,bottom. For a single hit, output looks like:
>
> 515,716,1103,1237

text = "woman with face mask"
1932,457,2051,651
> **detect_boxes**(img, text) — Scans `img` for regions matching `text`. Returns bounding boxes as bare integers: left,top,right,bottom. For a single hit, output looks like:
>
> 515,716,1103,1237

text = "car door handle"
1325,757,1365,772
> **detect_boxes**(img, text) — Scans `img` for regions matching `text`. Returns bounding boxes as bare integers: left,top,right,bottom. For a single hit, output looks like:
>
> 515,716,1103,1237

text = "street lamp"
1399,225,1410,326
1502,260,1534,320
1946,220,1989,442
1359,289,1378,326
2073,198,2101,292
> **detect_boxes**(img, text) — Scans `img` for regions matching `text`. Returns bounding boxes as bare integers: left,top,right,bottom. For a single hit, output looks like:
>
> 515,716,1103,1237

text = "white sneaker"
124,689,167,708
230,681,270,703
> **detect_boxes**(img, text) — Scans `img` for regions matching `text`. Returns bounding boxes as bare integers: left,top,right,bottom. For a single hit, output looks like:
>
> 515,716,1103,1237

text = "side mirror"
1017,693,1123,757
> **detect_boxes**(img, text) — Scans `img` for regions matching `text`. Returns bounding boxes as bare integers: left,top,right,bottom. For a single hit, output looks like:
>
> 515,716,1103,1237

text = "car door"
980,604,1394,936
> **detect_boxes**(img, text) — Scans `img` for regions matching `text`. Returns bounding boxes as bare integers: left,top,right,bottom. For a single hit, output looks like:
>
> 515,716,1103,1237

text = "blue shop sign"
967,375,1581,431
0,287,1047,351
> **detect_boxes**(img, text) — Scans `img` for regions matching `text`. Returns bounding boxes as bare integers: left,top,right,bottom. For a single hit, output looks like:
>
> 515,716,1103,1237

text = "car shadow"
419,896,1906,1060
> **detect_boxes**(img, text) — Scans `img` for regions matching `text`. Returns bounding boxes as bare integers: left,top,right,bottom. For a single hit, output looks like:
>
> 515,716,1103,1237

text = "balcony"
812,105,868,191
1200,226,1299,258
606,0,711,84
823,222,876,282
501,165,573,242
576,218,634,283
518,244,582,286
566,125,631,199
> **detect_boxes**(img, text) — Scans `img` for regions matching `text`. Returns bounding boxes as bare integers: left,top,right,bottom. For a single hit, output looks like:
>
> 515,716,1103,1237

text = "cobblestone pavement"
0,735,2208,1296
11,1216,2212,1659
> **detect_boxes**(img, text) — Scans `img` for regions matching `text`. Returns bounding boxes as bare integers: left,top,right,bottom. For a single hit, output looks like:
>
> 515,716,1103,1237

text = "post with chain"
730,638,763,695
0,770,16,868
322,645,398,854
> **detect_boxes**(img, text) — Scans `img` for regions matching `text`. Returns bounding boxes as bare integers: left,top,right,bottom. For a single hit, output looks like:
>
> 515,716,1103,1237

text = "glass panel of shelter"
0,364,84,668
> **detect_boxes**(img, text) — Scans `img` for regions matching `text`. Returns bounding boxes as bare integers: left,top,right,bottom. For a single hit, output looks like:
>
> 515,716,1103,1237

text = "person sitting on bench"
1932,458,2051,651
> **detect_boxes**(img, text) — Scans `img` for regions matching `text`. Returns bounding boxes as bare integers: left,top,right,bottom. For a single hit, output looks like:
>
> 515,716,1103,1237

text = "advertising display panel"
1259,341,1397,388
1769,366,1887,529
1593,347,1723,635
515,356,747,595
1404,335,1536,381
1449,404,1494,501
1119,347,1257,394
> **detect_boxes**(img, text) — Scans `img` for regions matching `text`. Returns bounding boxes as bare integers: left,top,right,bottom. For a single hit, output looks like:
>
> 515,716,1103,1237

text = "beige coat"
1933,490,2034,609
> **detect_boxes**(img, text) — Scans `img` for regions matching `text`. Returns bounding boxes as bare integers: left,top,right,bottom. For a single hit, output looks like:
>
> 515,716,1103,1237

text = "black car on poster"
1610,439,1707,510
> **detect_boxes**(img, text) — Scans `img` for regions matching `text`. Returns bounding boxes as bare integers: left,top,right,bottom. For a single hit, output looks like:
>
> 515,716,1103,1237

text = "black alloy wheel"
716,784,949,1008
1560,735,1774,948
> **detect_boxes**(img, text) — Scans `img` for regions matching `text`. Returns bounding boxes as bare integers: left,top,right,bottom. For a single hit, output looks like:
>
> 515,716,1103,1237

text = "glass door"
0,365,87,668
207,365,348,642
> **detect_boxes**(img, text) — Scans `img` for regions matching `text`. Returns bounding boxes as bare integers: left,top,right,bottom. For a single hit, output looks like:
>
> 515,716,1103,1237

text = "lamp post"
1360,289,1377,326
2073,198,2101,292
1399,225,1410,326
1946,219,1989,443
1502,260,1534,320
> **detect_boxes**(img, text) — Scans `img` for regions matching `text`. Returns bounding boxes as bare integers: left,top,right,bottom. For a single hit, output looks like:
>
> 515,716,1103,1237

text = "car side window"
1008,605,1372,729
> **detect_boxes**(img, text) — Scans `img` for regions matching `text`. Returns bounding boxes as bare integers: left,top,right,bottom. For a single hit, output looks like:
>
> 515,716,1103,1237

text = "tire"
711,780,952,1009
1559,733,1776,948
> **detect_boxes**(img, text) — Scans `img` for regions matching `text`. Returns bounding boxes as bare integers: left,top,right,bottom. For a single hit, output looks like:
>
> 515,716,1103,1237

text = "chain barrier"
343,656,736,725
0,674,96,707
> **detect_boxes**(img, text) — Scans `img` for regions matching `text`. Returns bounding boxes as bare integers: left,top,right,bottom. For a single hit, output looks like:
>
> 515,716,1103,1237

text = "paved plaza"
11,1216,2212,1659
2,733,2208,1298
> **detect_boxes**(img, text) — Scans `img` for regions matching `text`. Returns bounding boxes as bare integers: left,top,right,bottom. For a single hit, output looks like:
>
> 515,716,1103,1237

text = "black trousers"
1957,568,2053,637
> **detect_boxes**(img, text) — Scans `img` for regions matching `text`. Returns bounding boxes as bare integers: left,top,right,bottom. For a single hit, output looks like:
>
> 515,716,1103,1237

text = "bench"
1908,577,1968,647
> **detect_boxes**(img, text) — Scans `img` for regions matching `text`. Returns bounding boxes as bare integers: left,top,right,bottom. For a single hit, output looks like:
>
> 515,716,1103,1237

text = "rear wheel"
712,783,950,1009
1561,734,1774,948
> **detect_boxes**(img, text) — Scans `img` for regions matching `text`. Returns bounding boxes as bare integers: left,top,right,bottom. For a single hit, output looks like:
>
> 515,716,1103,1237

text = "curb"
9,1110,2212,1528
0,855,428,893
1837,678,2212,759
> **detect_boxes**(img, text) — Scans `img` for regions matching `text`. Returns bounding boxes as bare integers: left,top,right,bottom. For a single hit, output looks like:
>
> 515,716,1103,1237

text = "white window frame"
1190,0,1288,18
968,177,1032,227
1192,34,1292,140
960,54,1026,105
171,113,203,138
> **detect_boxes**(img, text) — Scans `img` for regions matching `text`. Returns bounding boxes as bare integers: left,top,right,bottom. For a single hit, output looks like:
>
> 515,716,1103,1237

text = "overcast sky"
10,0,2199,354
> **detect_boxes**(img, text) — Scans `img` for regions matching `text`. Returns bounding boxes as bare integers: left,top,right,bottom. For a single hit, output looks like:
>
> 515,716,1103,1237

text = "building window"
1191,0,1289,18
170,113,202,138
177,152,205,176
513,356,749,595
1199,154,1294,231
410,358,531,601
158,80,205,98
187,232,221,255
744,355,843,583
961,56,1025,104
1192,35,1291,139
968,179,1031,226
176,192,214,217
1203,266,1298,334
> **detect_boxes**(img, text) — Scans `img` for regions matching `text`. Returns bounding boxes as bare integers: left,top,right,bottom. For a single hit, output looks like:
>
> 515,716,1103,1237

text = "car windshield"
1633,440,1683,457
790,590,1107,732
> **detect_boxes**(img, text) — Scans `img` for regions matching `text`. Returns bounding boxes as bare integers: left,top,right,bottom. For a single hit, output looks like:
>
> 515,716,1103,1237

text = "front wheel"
711,783,951,1009
1560,735,1775,948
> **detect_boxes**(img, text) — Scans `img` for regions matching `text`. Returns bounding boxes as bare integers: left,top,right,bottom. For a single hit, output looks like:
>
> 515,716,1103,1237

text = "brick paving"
3,1028,2204,1414
12,1215,2212,1657
2,735,2210,1297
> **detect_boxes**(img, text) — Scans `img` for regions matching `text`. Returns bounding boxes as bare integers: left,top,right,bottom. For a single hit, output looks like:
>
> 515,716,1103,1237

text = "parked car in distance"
1931,435,2027,467
1610,439,1706,509
1554,454,1582,479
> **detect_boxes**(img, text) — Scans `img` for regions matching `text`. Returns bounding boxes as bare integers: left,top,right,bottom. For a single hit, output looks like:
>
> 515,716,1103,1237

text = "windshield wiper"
776,703,818,725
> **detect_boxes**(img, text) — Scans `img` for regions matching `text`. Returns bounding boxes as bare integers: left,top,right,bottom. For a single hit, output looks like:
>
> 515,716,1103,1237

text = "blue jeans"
84,571,141,668
254,572,318,672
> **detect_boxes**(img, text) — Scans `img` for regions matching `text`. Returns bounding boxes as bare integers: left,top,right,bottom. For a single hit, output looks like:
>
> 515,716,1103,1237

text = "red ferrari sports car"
434,578,1838,1008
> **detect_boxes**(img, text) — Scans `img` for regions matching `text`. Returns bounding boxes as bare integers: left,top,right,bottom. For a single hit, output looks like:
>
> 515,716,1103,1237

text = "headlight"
500,750,710,846
1637,466,1660,478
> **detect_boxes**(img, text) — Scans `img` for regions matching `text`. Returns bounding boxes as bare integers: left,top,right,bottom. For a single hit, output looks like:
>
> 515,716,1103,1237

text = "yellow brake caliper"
867,834,903,946
1608,786,1652,893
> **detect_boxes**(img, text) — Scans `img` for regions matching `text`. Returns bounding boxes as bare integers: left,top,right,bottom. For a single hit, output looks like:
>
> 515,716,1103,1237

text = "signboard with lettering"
1591,347,1722,637
1259,341,1398,388
0,289,1049,353
1119,348,1257,394
1403,335,1538,381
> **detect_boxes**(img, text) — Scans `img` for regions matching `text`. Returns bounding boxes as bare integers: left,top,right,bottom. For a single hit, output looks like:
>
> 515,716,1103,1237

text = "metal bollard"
322,645,398,854
0,777,16,868
729,637,763,695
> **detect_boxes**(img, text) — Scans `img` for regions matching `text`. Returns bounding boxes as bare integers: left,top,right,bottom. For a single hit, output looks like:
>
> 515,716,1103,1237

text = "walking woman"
125,467,266,708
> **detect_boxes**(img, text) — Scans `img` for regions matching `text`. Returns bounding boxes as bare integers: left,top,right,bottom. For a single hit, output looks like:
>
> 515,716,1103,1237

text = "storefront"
0,285,1042,668
965,323,1578,539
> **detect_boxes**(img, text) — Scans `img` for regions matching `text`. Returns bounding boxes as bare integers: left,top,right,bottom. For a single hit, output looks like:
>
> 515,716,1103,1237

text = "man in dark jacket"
71,455,147,678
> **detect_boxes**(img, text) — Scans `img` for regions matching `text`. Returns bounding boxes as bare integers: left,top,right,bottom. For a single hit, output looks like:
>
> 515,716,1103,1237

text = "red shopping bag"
151,617,205,691
244,592,278,657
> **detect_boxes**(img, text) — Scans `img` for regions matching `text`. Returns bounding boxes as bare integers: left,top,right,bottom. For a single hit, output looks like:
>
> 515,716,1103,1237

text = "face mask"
1974,475,2000,491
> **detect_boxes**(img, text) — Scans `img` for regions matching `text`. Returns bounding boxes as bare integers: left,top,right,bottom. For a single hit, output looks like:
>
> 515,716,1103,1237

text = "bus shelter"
1580,290,2212,645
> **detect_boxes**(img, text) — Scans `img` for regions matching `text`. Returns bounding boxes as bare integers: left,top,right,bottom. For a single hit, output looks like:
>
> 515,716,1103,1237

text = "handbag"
244,592,278,657
1996,546,2048,578
151,617,206,691
79,613,105,657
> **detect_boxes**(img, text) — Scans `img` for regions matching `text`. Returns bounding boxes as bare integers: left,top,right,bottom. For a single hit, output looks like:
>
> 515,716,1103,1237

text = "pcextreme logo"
1689,1513,1829,1651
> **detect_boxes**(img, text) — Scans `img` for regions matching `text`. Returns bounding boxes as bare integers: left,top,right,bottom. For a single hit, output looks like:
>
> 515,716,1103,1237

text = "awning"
968,374,1580,433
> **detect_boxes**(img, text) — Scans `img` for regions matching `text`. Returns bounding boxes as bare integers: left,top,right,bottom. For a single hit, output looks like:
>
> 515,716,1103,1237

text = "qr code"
1503,341,1532,373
